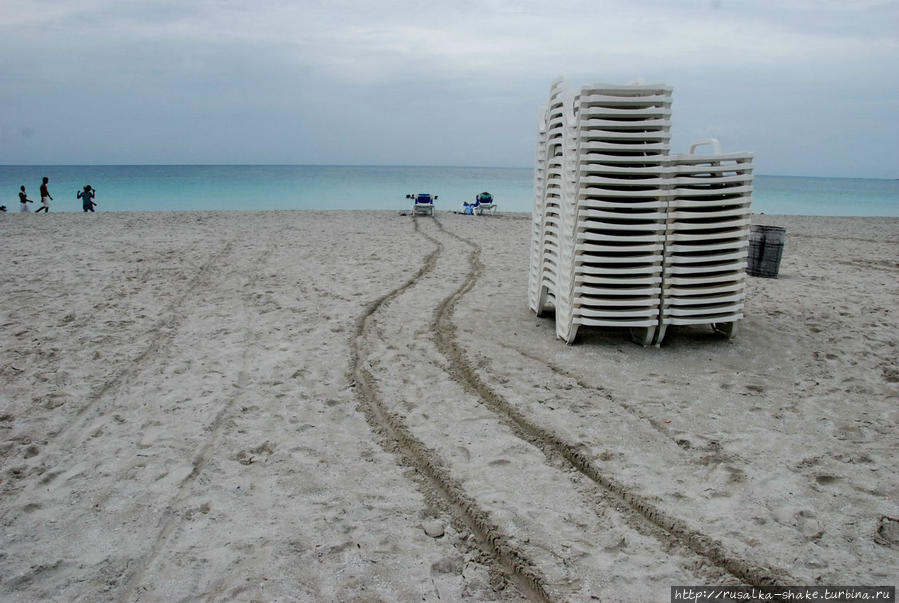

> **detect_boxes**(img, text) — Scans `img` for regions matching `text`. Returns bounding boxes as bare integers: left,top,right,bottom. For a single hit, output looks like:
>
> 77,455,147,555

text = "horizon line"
0,163,896,181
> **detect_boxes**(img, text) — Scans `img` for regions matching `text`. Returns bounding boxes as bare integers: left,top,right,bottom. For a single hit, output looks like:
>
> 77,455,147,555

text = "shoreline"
4,206,899,220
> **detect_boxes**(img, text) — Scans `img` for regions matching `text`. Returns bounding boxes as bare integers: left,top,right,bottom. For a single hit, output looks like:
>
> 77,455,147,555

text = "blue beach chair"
474,192,496,215
406,193,436,216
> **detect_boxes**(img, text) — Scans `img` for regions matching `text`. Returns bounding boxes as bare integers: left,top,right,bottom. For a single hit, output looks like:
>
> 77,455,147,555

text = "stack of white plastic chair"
529,79,569,317
654,138,754,344
548,83,581,340
566,84,673,345
530,79,753,345
528,91,550,312
530,80,673,345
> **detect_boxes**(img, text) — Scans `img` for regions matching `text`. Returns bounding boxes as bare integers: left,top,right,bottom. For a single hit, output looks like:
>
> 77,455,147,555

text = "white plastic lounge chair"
474,192,496,215
407,193,436,216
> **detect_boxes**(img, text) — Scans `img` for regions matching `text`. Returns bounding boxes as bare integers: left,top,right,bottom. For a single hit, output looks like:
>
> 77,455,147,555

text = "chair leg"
630,326,655,347
653,324,668,347
712,321,738,339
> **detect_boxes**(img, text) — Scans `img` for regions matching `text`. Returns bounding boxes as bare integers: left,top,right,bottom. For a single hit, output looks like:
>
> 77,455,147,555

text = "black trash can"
747,225,786,278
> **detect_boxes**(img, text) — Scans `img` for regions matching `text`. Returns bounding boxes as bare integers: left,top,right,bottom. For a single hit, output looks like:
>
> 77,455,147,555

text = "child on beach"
77,185,97,212
35,177,53,213
18,186,34,212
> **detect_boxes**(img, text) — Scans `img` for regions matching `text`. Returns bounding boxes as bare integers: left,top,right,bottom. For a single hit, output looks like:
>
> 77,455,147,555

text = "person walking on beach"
77,185,97,212
18,186,34,213
35,177,53,213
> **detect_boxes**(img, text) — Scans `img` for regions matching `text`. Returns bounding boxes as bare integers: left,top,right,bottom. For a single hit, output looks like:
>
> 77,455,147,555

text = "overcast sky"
1,0,897,177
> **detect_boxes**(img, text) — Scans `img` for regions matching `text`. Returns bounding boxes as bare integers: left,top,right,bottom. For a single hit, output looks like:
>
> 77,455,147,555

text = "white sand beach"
1,210,897,601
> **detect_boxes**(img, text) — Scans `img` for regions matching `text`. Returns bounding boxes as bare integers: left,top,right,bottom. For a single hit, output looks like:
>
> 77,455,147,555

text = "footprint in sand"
236,450,255,465
725,466,746,484
42,393,68,409
236,441,277,465
39,470,63,485
875,516,899,547
815,474,839,486
796,510,824,541
7,465,28,480
431,556,463,575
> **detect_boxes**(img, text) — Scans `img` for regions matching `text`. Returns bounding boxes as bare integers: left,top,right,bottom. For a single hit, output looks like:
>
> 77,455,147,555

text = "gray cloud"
1,0,897,176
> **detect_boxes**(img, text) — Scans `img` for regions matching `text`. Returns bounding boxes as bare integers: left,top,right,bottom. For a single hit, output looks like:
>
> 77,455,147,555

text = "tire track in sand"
497,342,687,444
1,241,237,500
68,241,235,431
349,216,552,602
430,216,798,588
118,245,267,602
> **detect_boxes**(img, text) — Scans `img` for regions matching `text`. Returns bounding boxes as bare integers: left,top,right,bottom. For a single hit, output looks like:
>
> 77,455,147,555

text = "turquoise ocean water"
1,165,897,216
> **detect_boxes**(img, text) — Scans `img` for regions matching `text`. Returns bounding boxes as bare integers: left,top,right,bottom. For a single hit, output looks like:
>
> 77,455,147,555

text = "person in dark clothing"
77,185,97,212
